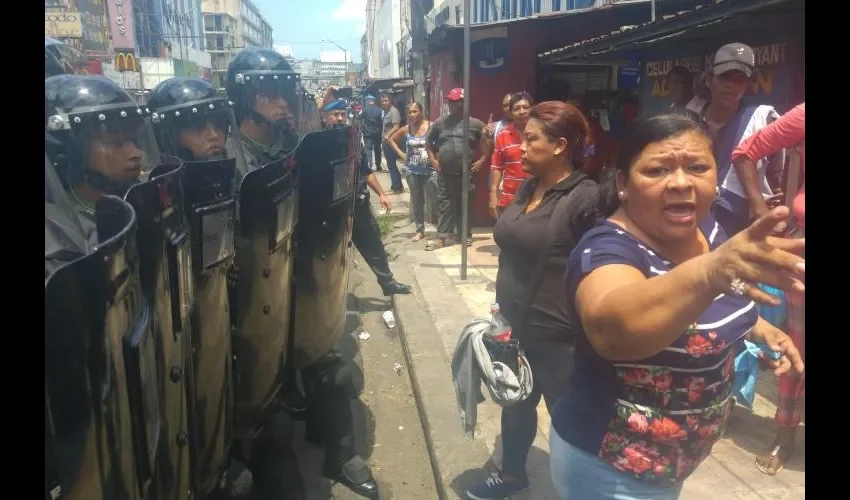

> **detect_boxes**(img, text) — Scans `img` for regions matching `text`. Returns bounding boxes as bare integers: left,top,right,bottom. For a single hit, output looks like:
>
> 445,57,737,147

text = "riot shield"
45,195,159,500
180,158,238,495
45,154,90,276
124,160,192,500
291,126,358,368
232,153,298,437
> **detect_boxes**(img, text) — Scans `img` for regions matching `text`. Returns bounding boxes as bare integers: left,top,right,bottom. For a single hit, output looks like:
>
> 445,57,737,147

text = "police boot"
380,279,411,296
318,394,378,499
304,361,378,498
209,459,253,499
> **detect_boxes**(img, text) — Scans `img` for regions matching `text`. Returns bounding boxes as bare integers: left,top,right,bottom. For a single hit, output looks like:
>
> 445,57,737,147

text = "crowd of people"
356,41,805,500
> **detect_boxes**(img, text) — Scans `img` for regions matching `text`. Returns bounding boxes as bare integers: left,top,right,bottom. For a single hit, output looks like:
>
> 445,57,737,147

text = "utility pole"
409,0,428,110
460,0,470,280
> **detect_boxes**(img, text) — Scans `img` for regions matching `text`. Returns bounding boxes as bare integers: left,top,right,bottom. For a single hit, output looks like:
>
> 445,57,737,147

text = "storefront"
426,0,710,225
535,0,804,176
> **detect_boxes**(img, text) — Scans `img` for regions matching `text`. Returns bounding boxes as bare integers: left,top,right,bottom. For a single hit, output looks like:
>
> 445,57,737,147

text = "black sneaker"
466,472,529,500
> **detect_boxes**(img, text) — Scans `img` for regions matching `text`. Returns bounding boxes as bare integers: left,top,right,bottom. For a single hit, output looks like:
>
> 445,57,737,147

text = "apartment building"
202,0,274,89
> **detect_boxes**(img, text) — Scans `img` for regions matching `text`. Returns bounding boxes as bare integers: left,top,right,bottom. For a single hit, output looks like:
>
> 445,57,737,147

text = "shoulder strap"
515,186,580,334
715,105,759,184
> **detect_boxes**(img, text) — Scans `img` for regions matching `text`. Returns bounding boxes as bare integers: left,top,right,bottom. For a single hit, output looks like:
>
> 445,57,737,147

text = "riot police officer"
148,77,253,500
323,98,411,296
225,47,307,499
47,73,201,500
45,74,160,234
45,78,159,499
226,47,301,180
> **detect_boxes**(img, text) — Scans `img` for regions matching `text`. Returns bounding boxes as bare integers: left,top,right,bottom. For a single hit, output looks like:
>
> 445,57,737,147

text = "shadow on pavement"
475,244,500,256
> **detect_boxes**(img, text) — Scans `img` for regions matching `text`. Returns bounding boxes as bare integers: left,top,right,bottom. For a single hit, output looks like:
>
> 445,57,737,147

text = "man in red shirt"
489,92,533,218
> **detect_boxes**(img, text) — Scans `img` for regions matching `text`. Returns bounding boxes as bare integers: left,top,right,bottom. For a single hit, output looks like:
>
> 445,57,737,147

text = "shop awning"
538,0,803,65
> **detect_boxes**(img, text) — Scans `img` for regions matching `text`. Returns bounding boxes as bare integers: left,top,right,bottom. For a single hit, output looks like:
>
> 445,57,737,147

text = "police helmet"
148,77,241,162
45,75,160,196
225,47,301,129
45,37,88,78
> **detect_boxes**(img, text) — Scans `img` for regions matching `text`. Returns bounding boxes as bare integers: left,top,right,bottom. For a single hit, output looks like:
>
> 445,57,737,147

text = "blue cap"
365,94,376,101
324,98,348,112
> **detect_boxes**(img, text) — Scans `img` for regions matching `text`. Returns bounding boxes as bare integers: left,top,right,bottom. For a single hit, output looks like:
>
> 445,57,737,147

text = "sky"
252,0,367,63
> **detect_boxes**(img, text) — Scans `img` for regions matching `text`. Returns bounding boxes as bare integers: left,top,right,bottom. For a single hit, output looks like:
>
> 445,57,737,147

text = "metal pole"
651,0,656,22
461,0,471,281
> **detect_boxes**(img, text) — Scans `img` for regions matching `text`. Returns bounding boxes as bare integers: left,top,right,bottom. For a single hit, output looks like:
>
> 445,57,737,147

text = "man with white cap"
699,42,784,237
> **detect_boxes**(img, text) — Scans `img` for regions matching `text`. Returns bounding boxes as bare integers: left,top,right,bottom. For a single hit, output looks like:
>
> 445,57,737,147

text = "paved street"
374,171,805,500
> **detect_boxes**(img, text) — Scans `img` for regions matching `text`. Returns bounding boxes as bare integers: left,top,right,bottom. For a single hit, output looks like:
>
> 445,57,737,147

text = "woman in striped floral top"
549,110,805,499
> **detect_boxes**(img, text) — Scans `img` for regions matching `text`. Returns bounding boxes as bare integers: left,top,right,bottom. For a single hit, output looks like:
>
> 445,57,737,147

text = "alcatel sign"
107,0,136,51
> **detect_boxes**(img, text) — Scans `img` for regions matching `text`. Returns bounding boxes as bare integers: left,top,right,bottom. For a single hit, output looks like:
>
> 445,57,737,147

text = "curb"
391,250,492,500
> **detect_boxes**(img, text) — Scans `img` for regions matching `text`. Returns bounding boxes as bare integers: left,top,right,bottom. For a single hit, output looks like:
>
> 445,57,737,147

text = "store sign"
115,52,137,72
107,0,137,51
640,42,795,114
45,12,83,38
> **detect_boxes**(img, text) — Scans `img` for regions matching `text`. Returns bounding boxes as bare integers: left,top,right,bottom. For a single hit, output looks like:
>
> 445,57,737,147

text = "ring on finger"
730,277,749,297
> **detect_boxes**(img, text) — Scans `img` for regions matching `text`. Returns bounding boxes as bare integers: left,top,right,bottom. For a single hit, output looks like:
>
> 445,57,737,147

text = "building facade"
45,0,111,55
427,0,602,31
374,0,402,79
133,0,206,59
202,0,274,89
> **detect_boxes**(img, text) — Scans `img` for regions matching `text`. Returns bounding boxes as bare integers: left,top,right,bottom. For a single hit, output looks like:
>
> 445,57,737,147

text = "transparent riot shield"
124,158,192,500
180,157,238,495
232,153,298,437
45,195,159,500
291,126,358,368
45,154,90,276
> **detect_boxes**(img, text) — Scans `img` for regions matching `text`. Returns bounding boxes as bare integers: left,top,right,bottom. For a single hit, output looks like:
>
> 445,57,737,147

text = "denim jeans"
549,426,684,500
406,172,431,234
499,338,574,478
382,143,403,191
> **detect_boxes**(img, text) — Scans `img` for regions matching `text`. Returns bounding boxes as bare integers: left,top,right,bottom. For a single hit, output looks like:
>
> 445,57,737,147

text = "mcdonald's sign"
115,52,137,73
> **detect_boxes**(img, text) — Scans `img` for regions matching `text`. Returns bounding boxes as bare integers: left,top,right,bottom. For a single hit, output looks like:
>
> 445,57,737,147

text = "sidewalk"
374,171,805,500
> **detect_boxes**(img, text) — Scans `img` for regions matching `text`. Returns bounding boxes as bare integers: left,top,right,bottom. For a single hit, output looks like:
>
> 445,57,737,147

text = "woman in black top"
466,101,600,500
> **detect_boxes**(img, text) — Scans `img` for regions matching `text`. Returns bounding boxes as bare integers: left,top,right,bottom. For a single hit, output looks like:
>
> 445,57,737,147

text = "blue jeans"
382,143,403,191
549,426,683,500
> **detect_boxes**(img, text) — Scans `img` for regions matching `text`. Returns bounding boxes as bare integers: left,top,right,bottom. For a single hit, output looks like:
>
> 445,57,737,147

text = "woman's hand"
705,207,805,305
749,317,805,376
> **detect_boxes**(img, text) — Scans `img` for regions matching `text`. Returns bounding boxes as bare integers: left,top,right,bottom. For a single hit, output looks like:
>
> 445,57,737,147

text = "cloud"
332,0,367,21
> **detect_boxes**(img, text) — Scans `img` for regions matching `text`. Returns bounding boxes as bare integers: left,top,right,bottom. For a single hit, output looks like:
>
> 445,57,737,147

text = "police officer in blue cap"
324,98,411,297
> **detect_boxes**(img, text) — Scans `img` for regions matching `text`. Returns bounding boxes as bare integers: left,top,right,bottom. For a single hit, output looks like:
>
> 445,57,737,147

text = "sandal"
755,443,795,475
412,232,425,242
